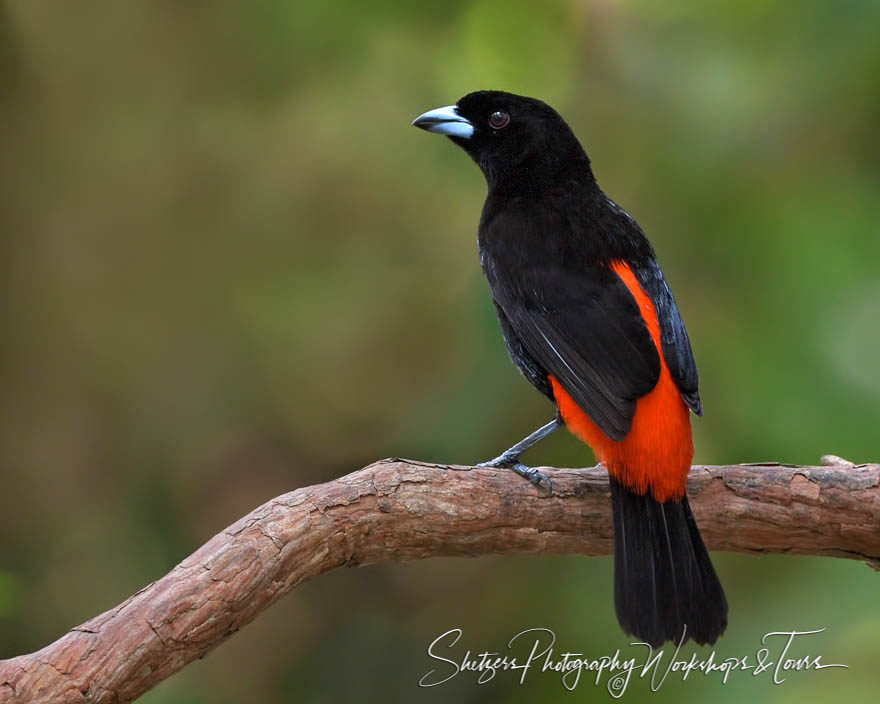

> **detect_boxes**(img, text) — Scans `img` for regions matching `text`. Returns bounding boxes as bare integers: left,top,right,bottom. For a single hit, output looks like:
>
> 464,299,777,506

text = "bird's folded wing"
493,267,661,441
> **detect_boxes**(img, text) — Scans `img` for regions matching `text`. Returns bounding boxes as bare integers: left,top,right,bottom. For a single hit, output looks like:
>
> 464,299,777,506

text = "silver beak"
411,105,474,139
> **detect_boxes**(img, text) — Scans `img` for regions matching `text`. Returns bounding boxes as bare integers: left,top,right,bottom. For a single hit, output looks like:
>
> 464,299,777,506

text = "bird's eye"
488,110,510,129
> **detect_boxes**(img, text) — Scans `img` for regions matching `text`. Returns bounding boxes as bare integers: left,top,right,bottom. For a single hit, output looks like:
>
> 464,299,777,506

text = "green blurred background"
1,0,878,701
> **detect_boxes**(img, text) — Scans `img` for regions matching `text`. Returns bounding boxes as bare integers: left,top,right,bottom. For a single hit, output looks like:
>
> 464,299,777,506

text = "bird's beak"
411,105,474,139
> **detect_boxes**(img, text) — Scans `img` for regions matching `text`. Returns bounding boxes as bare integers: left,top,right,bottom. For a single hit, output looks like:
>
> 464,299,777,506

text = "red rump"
550,260,693,502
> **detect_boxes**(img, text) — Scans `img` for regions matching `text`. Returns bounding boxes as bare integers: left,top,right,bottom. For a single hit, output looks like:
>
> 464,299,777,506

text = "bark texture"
1,458,878,703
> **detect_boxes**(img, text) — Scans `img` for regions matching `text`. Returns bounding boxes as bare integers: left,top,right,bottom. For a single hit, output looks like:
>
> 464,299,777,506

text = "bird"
412,91,727,647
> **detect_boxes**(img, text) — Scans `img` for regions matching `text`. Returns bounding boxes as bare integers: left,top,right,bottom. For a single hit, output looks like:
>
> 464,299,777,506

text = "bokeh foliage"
1,1,878,702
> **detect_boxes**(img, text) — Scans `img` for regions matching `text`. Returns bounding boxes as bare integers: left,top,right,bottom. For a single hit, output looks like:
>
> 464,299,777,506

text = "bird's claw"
512,463,553,496
477,455,552,496
476,451,519,469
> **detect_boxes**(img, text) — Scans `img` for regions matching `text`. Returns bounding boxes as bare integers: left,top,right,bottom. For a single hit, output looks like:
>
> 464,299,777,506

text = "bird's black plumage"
413,90,724,646
448,91,699,437
480,202,661,440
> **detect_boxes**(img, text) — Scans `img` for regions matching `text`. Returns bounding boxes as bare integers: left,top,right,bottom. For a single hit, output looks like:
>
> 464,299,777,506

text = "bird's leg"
477,416,561,494
478,417,561,466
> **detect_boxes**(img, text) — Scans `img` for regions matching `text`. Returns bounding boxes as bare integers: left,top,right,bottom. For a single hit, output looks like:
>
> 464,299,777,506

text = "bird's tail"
609,476,727,646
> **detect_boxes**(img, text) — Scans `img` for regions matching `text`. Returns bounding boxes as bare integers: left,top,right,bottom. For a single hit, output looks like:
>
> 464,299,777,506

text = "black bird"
412,91,727,646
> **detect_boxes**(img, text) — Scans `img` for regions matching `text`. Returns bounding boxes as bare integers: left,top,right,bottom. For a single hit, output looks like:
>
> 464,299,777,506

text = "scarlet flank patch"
550,261,693,502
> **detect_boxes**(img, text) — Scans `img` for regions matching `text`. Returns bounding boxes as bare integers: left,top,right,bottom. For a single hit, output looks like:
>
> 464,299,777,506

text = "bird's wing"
490,264,661,441
631,258,702,415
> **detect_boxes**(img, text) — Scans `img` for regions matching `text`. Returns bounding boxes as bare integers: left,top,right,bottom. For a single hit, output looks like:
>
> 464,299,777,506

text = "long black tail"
610,477,727,646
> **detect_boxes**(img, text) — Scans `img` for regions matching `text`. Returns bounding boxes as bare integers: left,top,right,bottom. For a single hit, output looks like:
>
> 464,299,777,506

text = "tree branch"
2,459,878,703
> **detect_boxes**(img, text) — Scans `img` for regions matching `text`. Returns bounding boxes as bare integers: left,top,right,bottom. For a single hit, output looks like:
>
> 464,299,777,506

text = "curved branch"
1,459,878,703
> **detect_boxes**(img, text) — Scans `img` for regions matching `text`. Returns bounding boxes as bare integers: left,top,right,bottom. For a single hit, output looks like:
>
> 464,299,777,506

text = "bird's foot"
511,463,553,496
477,450,520,469
478,455,552,496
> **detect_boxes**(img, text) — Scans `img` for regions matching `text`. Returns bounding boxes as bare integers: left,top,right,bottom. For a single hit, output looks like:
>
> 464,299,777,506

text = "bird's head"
412,90,592,191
